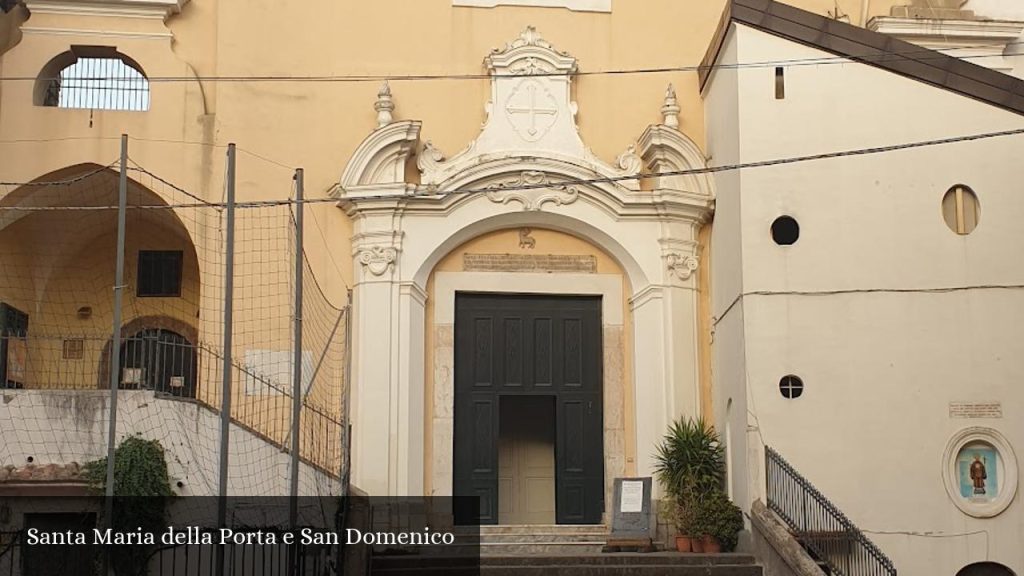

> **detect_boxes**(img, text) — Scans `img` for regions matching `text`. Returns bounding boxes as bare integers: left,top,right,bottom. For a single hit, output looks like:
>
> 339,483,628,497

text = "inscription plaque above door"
463,253,597,273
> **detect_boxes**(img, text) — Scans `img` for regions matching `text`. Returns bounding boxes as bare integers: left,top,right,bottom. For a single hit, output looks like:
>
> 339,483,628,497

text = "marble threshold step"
378,553,759,567
477,524,608,535
441,524,611,556
372,553,763,575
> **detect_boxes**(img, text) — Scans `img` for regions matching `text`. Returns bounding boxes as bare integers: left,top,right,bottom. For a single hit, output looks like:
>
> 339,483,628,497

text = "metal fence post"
217,143,237,527
290,168,304,527
102,133,129,576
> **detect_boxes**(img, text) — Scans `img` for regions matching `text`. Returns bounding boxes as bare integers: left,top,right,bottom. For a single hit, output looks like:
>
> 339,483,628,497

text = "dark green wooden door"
453,293,603,525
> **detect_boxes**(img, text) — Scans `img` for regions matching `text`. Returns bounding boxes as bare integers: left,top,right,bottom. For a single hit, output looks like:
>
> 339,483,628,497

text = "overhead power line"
1,41,1022,84
3,126,1023,210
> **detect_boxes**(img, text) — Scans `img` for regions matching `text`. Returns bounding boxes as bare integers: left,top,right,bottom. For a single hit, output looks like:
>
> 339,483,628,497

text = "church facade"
1,0,1023,574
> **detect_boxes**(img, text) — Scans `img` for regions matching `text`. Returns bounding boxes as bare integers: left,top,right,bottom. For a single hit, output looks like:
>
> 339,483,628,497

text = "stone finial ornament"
375,81,395,128
661,84,681,129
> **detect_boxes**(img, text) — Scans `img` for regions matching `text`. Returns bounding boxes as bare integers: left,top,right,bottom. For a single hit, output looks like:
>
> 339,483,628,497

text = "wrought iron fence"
0,532,19,576
145,537,334,576
765,446,896,576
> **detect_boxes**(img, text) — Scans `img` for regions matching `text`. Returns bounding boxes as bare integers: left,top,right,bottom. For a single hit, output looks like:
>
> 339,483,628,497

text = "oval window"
942,185,980,235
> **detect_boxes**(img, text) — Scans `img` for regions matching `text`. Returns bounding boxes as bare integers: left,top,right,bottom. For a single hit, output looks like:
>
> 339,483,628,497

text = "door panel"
498,396,555,525
555,392,603,524
454,293,603,525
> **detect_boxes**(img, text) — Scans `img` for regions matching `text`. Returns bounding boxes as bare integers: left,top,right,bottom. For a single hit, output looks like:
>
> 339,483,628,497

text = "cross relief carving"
505,79,559,142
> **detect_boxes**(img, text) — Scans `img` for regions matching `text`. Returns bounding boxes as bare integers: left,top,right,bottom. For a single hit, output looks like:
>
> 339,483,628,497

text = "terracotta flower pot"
674,535,693,553
702,535,722,554
690,536,705,553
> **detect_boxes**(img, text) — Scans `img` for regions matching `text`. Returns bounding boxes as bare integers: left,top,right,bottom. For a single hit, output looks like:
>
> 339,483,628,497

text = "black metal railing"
765,446,896,576
0,331,345,477
119,331,198,398
0,531,20,576
0,530,332,576
145,537,333,576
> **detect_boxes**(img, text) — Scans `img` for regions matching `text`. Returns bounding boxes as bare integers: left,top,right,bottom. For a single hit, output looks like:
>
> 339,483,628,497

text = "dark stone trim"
700,0,1024,117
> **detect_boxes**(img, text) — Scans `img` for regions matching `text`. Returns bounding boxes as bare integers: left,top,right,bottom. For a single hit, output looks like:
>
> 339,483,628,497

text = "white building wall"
705,32,754,512
707,24,1024,576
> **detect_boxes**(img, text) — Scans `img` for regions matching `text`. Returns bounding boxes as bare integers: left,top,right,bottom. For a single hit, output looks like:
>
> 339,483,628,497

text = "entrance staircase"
370,525,764,575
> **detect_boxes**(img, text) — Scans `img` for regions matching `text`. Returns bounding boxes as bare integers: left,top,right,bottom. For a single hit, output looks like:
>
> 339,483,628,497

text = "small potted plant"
693,489,744,554
654,417,725,553
669,495,698,552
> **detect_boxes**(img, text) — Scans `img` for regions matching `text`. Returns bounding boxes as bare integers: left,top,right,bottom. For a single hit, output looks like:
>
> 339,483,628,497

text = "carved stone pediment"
336,29,714,224
336,120,422,193
638,124,713,198
471,26,588,163
413,26,644,191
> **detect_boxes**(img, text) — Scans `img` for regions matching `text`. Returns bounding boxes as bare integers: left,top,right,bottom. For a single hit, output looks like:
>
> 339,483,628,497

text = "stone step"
373,554,762,576
374,561,761,569
377,553,758,568
479,533,608,544
453,524,611,553
480,542,607,555
477,524,608,536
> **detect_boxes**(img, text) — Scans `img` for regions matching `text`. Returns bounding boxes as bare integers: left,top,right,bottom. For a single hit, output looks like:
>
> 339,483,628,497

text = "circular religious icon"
943,428,1018,518
957,444,999,501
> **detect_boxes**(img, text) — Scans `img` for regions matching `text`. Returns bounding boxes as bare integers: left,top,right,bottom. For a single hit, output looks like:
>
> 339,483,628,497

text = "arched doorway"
957,563,1016,576
336,26,715,503
0,164,202,392
119,328,197,398
427,226,631,526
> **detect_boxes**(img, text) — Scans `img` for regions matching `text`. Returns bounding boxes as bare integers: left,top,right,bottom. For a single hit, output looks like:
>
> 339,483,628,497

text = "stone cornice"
868,16,1024,42
453,0,610,13
867,16,1024,70
24,0,188,20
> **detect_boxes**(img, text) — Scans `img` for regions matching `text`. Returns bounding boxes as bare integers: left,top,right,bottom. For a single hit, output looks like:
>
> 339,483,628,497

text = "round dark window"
771,216,800,245
779,375,804,399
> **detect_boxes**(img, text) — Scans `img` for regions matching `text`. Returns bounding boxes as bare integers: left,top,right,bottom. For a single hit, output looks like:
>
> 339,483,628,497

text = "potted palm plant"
654,417,725,553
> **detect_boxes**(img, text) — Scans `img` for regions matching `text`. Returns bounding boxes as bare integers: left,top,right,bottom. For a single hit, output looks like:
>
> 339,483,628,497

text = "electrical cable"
4,126,1023,210
2,40,1022,84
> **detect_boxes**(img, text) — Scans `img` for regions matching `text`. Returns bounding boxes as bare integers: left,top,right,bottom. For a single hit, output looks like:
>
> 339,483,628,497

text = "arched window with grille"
119,328,197,398
35,47,150,112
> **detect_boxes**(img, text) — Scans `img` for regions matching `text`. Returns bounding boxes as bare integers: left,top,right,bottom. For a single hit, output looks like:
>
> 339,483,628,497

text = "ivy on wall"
84,435,174,575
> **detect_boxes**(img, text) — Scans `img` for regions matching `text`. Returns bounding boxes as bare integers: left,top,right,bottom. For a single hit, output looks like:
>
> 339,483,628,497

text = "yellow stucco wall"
0,0,914,480
1,0,907,309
